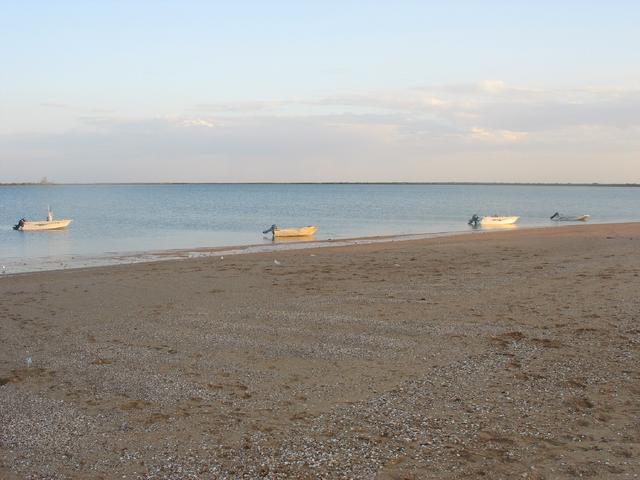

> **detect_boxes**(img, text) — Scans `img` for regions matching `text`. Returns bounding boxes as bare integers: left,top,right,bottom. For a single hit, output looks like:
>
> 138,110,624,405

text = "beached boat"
263,225,318,238
468,214,519,227
13,208,72,231
550,212,590,222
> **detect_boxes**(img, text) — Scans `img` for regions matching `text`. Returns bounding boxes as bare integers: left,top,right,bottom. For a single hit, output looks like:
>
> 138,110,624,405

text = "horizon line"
1,181,639,187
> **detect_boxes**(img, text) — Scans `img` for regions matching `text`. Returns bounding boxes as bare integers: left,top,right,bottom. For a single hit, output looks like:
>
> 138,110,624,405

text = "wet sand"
1,223,639,479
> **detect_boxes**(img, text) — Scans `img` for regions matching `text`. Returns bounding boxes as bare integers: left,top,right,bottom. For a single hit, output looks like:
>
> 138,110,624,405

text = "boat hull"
273,226,318,237
480,216,519,226
19,219,72,231
552,215,590,222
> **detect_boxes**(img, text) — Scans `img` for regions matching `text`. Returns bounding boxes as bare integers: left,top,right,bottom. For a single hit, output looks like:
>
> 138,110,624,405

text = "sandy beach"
1,223,639,479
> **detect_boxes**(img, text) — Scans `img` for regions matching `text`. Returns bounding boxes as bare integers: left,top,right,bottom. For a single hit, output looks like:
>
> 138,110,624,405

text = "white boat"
550,212,590,222
13,208,72,231
468,214,519,227
263,224,318,238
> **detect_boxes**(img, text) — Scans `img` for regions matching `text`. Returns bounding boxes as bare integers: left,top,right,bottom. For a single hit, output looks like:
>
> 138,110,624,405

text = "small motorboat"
263,224,318,239
468,214,519,227
550,212,590,222
13,207,72,231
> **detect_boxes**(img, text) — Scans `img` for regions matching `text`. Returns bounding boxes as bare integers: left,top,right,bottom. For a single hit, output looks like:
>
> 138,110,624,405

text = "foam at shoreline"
2,228,487,274
6,221,632,275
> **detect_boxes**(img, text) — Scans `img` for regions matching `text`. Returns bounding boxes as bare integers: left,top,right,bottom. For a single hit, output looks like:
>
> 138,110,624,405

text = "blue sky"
1,1,639,182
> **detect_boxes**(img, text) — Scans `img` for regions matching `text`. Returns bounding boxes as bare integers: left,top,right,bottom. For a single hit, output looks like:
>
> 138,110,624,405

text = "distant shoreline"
1,181,639,187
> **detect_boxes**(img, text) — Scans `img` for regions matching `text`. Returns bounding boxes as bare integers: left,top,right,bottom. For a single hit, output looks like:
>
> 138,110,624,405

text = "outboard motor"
13,218,26,231
263,224,277,239
468,214,481,227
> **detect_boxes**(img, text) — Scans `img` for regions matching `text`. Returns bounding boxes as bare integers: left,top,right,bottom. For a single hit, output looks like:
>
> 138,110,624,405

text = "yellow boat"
263,225,318,238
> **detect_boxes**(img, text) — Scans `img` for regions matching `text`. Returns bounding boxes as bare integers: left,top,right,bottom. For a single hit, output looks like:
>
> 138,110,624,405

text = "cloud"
166,81,640,135
478,80,507,94
309,91,450,113
469,127,528,143
178,118,217,128
41,102,74,109
193,101,280,113
475,94,640,131
1,81,639,183
41,102,113,114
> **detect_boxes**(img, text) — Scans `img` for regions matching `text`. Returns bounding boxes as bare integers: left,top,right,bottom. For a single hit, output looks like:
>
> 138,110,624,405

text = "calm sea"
1,184,638,272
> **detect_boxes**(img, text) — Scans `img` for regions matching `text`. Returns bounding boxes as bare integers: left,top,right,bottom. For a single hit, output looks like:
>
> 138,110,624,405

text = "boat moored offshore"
263,224,318,239
468,214,519,227
13,207,72,231
550,212,590,222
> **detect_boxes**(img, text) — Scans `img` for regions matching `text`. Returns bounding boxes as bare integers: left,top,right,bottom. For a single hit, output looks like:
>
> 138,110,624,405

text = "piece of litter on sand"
25,356,32,368
310,254,316,257
220,256,224,260
274,259,281,265
394,263,401,267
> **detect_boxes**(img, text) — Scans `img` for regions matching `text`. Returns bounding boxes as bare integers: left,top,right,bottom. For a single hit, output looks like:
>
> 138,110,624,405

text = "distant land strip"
1,182,639,187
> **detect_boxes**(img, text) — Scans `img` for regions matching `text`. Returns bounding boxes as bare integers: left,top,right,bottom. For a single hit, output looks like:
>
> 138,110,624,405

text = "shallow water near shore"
1,183,639,273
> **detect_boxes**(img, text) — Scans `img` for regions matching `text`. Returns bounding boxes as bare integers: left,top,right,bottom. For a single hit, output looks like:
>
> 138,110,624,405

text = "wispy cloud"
193,101,280,113
2,81,639,182
180,118,217,128
469,127,528,143
181,81,640,134
41,102,114,114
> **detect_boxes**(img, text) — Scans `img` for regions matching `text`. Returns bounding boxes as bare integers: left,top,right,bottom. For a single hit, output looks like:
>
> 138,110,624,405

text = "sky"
1,1,639,183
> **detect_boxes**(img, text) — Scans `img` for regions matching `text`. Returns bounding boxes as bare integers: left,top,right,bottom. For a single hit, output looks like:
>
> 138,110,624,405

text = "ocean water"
1,184,638,272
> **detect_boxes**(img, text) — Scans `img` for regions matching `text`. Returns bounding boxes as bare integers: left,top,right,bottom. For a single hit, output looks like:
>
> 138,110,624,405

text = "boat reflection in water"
272,235,318,244
478,223,518,230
